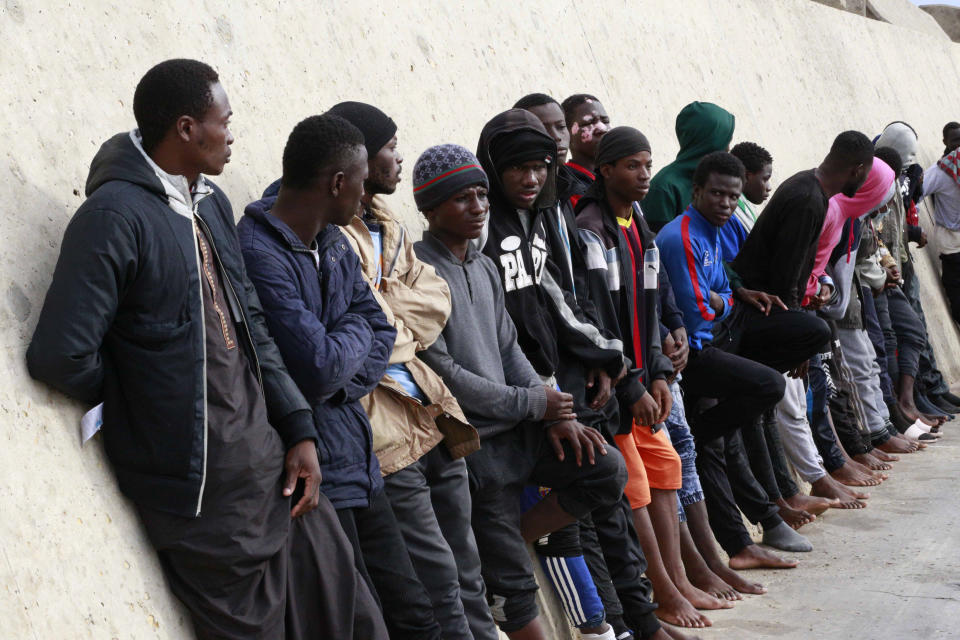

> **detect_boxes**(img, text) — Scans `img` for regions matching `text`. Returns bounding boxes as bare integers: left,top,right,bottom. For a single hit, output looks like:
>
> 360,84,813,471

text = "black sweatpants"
940,251,960,325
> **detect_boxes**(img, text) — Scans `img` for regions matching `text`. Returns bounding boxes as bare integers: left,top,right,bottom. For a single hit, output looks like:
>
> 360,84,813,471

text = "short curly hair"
561,93,601,126
133,59,220,152
281,114,365,190
730,142,773,174
693,151,746,188
874,146,903,177
513,93,560,110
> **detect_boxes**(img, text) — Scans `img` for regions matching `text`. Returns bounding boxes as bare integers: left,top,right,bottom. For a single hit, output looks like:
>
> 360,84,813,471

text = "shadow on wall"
920,4,960,41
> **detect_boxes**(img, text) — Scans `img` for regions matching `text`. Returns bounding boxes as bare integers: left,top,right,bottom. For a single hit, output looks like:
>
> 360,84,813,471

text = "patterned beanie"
413,144,489,211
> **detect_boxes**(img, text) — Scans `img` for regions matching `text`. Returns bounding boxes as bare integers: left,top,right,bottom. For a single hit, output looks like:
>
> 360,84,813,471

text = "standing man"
331,101,497,640
239,114,443,640
27,60,386,640
923,121,960,324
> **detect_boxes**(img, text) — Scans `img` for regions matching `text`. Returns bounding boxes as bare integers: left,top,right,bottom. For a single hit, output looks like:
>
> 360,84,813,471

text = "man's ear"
175,115,196,143
329,171,345,197
599,163,613,180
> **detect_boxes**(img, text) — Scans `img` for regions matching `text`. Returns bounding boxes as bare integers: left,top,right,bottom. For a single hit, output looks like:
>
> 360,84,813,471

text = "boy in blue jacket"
238,114,443,640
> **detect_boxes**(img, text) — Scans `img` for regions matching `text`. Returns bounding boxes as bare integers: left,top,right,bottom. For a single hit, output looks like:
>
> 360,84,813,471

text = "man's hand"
546,420,608,466
708,290,724,314
631,391,660,426
284,439,322,518
736,287,787,315
669,327,689,375
586,368,614,409
788,360,810,379
544,386,577,421
650,378,672,424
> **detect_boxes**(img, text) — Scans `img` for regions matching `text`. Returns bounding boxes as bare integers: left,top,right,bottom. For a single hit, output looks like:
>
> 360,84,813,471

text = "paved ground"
691,436,960,640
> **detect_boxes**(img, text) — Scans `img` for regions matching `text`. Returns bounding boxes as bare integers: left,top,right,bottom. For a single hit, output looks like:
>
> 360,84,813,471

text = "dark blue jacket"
238,197,396,509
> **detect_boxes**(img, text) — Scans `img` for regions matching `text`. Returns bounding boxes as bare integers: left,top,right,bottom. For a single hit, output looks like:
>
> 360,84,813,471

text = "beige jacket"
343,197,479,475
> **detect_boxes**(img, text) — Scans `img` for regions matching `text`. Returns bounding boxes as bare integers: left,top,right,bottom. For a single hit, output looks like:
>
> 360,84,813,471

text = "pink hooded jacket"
803,158,896,302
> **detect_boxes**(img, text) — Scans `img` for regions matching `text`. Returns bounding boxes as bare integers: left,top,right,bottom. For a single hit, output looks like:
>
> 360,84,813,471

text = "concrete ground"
681,436,960,640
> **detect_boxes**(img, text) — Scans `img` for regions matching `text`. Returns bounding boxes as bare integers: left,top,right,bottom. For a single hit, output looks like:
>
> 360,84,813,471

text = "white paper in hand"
81,403,103,445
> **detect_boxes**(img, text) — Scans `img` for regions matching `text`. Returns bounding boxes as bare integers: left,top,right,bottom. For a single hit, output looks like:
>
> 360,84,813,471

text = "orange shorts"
614,423,682,509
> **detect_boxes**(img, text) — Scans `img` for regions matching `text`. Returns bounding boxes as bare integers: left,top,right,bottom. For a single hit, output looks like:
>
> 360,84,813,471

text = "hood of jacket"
833,158,896,223
674,102,736,164
876,122,918,169
476,108,558,213
86,131,169,199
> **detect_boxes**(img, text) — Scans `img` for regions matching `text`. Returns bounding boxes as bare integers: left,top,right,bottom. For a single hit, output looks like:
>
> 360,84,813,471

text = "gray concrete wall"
921,4,960,42
3,0,959,637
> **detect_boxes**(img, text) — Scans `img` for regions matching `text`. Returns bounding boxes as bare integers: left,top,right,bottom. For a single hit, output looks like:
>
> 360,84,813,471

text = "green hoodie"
644,102,735,231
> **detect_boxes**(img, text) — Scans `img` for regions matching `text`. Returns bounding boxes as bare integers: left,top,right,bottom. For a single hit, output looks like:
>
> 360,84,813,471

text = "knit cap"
595,126,651,167
326,101,397,157
413,144,489,211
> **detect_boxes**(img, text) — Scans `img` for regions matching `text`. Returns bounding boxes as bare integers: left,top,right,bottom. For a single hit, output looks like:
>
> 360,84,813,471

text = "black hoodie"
27,132,314,517
476,110,625,420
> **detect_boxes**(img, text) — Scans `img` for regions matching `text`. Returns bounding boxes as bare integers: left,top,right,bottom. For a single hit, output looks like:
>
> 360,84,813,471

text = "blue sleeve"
658,223,718,325
341,253,398,402
242,248,377,404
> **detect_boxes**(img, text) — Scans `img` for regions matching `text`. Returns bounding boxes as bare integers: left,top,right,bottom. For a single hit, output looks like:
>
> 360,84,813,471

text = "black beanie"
490,129,556,177
326,101,397,157
595,126,651,167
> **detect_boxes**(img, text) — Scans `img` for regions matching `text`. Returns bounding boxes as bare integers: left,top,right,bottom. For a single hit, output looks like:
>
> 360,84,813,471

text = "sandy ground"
678,436,960,640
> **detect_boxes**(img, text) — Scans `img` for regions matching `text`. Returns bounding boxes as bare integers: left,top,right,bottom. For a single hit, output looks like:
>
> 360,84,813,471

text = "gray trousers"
774,375,826,483
836,327,891,436
385,445,499,640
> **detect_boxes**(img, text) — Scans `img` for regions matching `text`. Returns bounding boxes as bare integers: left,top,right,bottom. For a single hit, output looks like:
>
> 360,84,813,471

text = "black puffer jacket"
27,132,314,517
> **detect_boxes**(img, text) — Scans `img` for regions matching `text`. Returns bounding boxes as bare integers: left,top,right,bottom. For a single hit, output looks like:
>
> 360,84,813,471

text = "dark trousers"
695,436,761,556
863,287,897,405
467,423,626,633
337,490,443,640
882,287,924,381
737,306,832,372
808,353,849,472
723,429,783,527
940,251,960,324
740,410,800,500
903,260,950,396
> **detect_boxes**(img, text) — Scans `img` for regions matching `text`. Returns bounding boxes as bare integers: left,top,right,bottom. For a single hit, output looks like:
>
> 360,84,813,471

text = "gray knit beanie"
413,144,489,211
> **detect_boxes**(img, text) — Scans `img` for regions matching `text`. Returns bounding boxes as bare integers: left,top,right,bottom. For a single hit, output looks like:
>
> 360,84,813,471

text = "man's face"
568,100,610,162
527,102,570,163
366,135,403,196
692,173,742,227
333,146,369,225
500,160,548,210
841,157,873,198
190,82,234,176
426,184,489,241
945,127,960,154
602,151,653,203
743,163,773,205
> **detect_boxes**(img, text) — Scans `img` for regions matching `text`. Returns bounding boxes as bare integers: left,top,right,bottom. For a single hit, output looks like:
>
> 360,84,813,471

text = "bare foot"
870,447,899,462
728,544,798,570
676,580,735,610
853,451,892,471
785,492,838,516
686,563,743,601
847,457,888,480
811,475,867,509
878,436,918,454
776,499,815,529
653,591,712,628
830,462,883,487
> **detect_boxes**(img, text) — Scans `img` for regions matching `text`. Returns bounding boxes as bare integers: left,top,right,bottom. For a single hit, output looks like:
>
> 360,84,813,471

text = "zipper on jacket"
191,219,209,517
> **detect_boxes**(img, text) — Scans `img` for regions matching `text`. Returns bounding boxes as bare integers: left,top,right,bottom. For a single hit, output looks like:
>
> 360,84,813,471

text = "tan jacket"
343,197,479,475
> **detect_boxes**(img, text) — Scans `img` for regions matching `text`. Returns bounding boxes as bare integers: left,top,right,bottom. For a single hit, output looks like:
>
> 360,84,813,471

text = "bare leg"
679,520,742,601
504,617,548,640
632,505,711,628
520,492,575,543
684,500,765,595
648,489,732,610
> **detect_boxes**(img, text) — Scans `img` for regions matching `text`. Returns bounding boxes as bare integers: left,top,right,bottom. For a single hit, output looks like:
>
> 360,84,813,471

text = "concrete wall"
920,4,960,42
3,0,959,637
